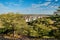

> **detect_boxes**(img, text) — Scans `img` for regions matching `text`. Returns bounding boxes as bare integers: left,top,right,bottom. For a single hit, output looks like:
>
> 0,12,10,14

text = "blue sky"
0,0,60,14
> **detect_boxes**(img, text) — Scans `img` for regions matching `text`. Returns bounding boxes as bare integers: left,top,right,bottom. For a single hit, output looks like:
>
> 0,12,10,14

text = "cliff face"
23,15,50,22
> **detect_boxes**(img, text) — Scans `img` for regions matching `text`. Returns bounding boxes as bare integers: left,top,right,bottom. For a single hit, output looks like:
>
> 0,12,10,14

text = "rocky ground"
0,34,30,40
0,35,59,40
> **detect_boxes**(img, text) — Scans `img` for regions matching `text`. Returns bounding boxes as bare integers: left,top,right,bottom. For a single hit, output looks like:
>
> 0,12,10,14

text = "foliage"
27,14,60,38
0,13,28,35
0,13,60,38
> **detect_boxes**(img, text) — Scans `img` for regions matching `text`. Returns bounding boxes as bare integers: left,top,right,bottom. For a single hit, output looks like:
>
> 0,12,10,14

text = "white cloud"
20,1,56,14
5,2,20,6
20,3,49,14
0,3,10,13
0,3,9,9
21,2,51,14
32,4,41,8
31,2,51,8
42,2,51,6
45,0,52,1
19,0,24,3
55,0,58,1
0,3,20,13
50,5,58,8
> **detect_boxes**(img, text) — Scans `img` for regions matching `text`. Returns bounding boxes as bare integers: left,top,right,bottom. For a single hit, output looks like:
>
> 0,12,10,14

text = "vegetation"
27,14,60,38
0,12,60,39
0,13,28,35
0,13,60,39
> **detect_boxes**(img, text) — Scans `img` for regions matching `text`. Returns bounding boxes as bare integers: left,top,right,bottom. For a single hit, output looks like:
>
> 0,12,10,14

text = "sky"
0,0,60,14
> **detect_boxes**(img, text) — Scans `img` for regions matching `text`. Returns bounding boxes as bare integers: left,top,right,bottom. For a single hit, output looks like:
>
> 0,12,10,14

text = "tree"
0,13,29,36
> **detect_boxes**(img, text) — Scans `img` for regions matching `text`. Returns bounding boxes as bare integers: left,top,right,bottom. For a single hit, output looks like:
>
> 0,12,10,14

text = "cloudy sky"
0,0,60,14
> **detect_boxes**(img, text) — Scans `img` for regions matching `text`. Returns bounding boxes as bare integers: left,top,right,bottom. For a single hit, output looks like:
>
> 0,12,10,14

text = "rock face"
23,14,50,22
